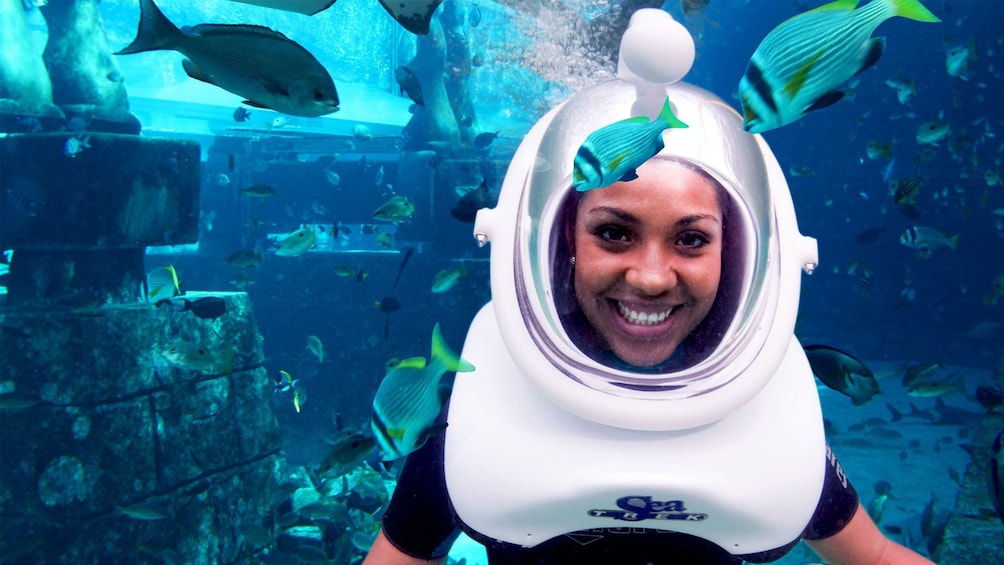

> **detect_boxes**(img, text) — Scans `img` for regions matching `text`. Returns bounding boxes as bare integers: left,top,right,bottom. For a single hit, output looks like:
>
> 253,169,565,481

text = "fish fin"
805,90,845,113
889,0,941,22
182,60,216,85
805,0,859,14
886,403,903,422
227,0,337,16
386,427,406,439
782,48,826,99
620,169,639,182
853,37,885,77
430,323,475,373
376,0,443,35
114,0,182,55
947,234,960,251
658,96,689,129
241,100,271,109
396,357,428,370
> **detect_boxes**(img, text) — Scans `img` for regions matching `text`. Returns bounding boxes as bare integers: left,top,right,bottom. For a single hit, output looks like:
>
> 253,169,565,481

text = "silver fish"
117,0,339,117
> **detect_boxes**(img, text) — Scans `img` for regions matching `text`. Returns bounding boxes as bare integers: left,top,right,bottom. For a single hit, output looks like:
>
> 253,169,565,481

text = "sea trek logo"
588,496,708,522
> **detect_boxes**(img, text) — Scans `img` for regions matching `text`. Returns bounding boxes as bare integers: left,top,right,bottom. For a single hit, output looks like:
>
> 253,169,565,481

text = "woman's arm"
806,503,935,565
363,530,447,565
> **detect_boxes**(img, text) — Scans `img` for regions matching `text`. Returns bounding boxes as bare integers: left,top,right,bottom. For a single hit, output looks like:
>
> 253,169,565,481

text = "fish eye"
198,348,206,355
315,90,326,101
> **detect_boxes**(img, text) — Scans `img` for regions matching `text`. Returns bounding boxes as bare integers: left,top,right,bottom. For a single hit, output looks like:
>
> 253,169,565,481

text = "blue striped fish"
571,96,688,192
371,323,475,461
739,0,939,134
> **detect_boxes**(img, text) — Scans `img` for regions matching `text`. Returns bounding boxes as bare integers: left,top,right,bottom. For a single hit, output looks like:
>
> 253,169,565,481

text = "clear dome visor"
512,80,779,400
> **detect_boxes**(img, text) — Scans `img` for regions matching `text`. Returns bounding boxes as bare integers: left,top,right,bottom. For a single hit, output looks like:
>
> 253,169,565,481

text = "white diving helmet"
473,10,818,432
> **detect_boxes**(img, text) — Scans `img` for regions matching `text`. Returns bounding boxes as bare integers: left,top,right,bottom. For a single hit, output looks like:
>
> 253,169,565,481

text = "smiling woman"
558,158,734,369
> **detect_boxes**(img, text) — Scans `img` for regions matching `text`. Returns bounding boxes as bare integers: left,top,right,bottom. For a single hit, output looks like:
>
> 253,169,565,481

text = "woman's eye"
677,232,709,248
595,224,631,243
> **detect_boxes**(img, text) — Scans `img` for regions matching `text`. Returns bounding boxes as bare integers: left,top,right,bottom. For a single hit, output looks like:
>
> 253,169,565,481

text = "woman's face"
572,160,724,367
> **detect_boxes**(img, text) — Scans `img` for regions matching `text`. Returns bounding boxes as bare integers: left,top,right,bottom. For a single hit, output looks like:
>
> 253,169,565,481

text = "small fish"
990,430,1003,524
214,173,231,187
354,124,373,141
230,270,254,290
901,362,943,388
371,323,475,460
739,0,940,133
916,120,950,144
884,76,917,105
431,263,467,293
317,428,377,477
855,227,885,245
275,226,317,257
145,265,181,302
306,335,324,363
945,36,976,79
225,249,263,268
238,183,277,199
867,493,889,524
376,0,444,35
157,296,227,320
15,116,43,133
866,140,893,160
906,370,967,398
269,116,290,130
983,274,1004,306
881,156,896,183
975,385,1004,412
232,106,251,122
985,169,1001,187
373,195,415,224
162,341,226,373
0,392,42,411
375,229,394,249
64,135,91,158
375,296,401,314
473,131,500,149
293,387,306,413
115,501,168,521
682,0,710,15
450,179,495,223
324,169,341,187
116,0,339,117
274,369,298,393
468,2,482,26
804,344,881,405
891,177,922,206
789,166,815,177
394,66,424,106
572,96,689,192
899,226,959,253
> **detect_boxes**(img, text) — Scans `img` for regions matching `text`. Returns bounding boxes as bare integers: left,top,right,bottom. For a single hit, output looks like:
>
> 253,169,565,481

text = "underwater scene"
0,0,1002,563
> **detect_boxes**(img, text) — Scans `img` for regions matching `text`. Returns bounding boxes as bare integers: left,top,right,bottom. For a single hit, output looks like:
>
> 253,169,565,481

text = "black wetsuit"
381,426,859,564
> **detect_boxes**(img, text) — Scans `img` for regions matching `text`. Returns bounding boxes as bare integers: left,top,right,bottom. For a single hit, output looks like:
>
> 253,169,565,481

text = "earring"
570,256,576,266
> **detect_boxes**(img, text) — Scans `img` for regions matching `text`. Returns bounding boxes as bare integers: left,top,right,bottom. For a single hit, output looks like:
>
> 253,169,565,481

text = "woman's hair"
550,157,745,372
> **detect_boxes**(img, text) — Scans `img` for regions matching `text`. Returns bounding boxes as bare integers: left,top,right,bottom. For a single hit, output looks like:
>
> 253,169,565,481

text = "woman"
364,162,931,565
366,10,933,564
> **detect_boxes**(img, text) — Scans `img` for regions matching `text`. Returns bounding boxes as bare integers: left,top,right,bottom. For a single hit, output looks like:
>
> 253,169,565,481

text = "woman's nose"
624,246,677,295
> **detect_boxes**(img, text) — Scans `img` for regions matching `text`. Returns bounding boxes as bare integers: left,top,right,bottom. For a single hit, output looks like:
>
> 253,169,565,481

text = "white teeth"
617,303,674,325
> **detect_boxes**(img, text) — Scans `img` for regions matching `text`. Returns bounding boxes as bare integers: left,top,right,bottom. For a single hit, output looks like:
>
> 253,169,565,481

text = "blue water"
6,0,1004,562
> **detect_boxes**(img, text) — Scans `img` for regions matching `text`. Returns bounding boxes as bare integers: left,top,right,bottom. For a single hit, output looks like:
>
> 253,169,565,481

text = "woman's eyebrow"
584,206,638,223
676,214,721,227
